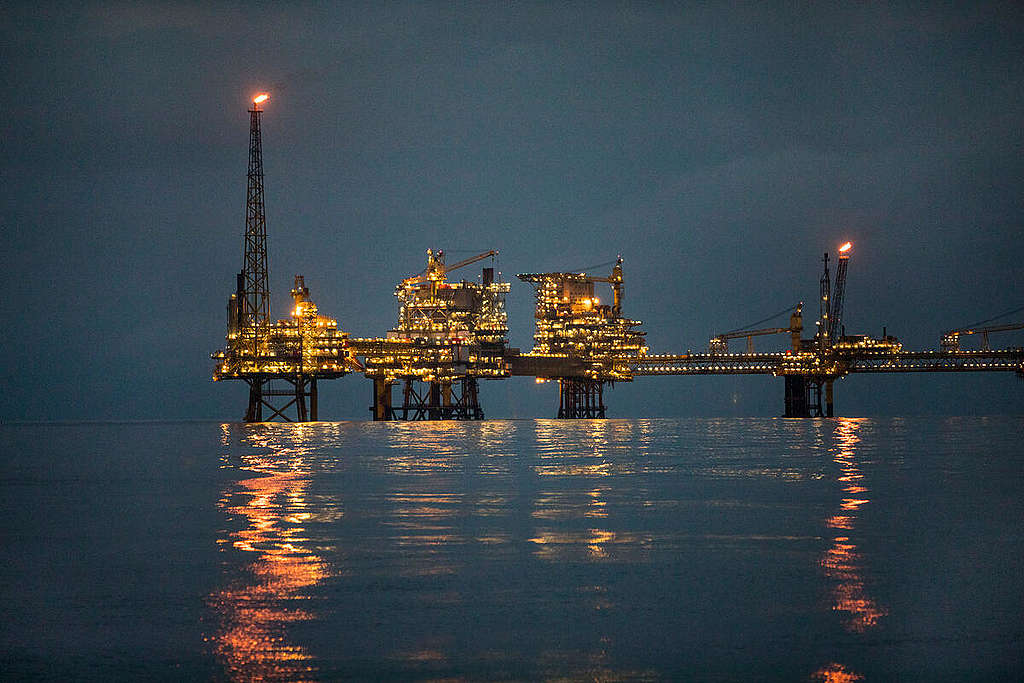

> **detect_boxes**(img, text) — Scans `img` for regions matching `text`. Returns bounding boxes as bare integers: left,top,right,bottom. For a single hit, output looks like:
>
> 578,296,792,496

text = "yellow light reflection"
208,431,332,681
821,418,888,633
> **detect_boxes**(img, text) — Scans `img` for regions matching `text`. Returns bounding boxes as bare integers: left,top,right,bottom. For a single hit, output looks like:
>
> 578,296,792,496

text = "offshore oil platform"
212,95,1024,422
349,248,511,421
512,260,647,418
211,94,359,421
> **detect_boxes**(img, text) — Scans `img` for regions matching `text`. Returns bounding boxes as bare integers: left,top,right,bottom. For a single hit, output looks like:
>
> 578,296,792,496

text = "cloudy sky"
3,2,1022,420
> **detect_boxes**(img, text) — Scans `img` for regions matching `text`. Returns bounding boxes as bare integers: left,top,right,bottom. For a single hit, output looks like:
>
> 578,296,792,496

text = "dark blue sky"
2,3,1022,420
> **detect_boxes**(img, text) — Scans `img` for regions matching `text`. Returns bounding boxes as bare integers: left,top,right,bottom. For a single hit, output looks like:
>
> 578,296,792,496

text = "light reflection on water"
821,419,888,634
210,424,336,681
811,418,888,683
198,417,1019,680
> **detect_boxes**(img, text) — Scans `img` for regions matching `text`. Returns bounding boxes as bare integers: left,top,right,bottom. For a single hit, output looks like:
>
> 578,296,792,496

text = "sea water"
2,417,1022,680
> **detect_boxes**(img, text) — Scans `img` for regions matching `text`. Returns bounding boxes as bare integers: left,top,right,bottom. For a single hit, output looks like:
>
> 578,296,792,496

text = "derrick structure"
349,249,511,420
514,258,647,418
211,95,357,422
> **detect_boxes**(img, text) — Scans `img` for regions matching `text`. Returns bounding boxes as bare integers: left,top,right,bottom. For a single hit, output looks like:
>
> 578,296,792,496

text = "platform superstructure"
350,249,511,420
514,258,647,417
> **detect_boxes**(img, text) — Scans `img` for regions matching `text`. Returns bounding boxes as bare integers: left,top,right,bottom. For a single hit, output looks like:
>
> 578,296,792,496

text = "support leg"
428,382,441,420
441,381,453,419
402,380,413,420
558,379,607,418
295,376,308,422
245,379,263,422
464,377,483,420
372,378,393,421
805,380,824,418
310,378,318,421
784,376,810,418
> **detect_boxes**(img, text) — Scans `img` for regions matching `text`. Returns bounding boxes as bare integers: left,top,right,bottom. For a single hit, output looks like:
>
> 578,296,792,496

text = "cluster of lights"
351,251,513,383
518,268,646,382
212,276,357,381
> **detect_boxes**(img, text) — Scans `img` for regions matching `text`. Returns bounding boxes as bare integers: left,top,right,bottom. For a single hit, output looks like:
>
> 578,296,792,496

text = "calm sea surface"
2,417,1023,681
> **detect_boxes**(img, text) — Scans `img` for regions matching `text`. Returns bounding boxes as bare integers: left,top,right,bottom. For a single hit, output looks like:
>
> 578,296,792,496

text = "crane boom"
709,304,803,354
440,249,499,275
585,257,624,315
716,327,793,341
942,321,1024,351
402,249,498,285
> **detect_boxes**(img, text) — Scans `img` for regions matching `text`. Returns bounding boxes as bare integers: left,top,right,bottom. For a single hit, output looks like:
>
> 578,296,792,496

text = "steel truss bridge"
505,348,1024,420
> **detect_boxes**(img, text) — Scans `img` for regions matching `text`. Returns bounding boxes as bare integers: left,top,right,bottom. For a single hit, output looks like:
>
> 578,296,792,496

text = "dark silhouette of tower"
241,94,271,421
241,94,271,357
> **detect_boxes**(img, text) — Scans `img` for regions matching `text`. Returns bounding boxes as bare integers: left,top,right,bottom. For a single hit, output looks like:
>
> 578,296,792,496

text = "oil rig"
511,259,647,417
348,249,511,420
211,97,1023,422
211,94,358,422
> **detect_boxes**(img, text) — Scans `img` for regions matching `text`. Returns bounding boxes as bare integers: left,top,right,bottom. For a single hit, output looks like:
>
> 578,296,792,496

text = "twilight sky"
2,2,1022,421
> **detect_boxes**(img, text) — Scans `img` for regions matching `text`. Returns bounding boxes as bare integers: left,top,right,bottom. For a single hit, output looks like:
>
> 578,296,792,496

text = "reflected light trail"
811,418,887,681
209,427,332,681
821,418,888,633
812,661,864,682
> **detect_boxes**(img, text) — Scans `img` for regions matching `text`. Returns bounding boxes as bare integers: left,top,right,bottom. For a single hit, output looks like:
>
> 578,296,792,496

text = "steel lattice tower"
241,98,270,355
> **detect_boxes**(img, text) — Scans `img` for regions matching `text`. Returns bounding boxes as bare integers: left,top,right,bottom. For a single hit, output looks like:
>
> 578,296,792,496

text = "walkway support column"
372,378,393,421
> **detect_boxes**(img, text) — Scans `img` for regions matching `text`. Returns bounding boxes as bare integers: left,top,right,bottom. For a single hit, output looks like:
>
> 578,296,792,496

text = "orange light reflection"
813,661,863,682
209,433,332,681
820,418,888,635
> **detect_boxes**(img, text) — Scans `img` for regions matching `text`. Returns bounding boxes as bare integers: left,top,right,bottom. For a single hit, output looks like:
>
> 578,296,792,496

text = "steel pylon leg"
389,378,484,421
245,379,264,422
371,378,393,421
557,379,606,419
783,376,809,417
310,378,318,421
243,375,319,423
